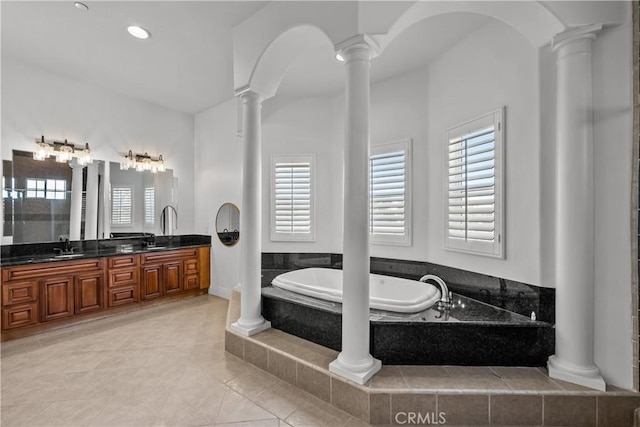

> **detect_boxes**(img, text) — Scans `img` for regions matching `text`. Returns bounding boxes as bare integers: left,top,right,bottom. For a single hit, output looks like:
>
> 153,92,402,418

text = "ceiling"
2,1,488,115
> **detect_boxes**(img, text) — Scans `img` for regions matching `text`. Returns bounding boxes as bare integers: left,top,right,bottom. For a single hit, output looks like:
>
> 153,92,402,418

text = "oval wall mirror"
216,203,239,246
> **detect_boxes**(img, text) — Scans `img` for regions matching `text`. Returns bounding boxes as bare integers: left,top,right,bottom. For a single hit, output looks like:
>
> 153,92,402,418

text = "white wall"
592,18,633,389
261,94,344,254
194,98,242,298
1,55,195,235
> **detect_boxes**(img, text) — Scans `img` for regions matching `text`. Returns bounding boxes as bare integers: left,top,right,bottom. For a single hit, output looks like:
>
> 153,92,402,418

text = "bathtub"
271,267,441,313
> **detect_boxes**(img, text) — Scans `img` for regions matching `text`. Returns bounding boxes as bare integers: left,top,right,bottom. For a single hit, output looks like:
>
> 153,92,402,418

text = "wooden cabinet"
108,255,139,307
141,264,162,300
2,280,38,329
140,250,196,298
41,276,74,321
1,245,210,335
75,271,105,314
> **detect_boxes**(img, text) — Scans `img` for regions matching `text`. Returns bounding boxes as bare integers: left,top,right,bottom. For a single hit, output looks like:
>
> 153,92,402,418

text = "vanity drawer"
2,281,38,306
2,303,38,329
108,255,139,269
184,258,199,275
141,249,198,264
108,268,139,288
183,274,200,290
108,286,138,307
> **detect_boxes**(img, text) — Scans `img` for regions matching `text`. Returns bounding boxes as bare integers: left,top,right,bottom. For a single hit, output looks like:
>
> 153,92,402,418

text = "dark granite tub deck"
262,285,554,366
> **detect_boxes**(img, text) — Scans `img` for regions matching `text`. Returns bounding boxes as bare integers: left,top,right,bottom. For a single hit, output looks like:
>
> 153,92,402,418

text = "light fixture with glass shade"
33,136,92,165
120,150,167,173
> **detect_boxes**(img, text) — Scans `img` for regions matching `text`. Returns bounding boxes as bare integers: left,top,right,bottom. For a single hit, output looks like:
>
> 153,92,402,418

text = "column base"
547,355,606,391
230,319,271,337
329,354,381,385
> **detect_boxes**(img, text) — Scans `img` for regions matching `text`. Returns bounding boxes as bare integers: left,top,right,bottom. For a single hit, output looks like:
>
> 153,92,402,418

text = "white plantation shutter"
370,139,412,245
445,109,504,258
144,187,155,225
271,155,315,241
111,186,132,226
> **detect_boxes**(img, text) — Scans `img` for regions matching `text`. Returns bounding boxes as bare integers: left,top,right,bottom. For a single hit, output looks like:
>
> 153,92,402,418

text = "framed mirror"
3,150,106,244
108,162,175,238
216,203,239,246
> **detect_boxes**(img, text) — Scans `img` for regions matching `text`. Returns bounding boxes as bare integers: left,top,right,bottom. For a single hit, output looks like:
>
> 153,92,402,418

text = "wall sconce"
33,136,93,165
120,150,166,173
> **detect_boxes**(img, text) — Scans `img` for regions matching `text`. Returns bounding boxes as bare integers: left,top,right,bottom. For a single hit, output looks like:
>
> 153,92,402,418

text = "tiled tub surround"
1,234,212,266
262,286,554,366
262,253,555,323
226,292,640,426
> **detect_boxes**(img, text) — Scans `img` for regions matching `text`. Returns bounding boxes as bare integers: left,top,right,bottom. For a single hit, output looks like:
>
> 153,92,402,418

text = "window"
271,155,315,241
445,108,504,258
111,186,133,226
144,187,155,225
370,139,412,245
25,178,66,200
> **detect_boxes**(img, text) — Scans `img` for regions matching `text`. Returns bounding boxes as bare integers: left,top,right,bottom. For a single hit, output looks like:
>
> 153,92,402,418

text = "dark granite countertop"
262,285,553,327
1,234,211,267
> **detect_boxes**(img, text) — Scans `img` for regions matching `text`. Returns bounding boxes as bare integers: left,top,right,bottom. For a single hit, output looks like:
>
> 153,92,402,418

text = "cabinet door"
141,265,162,299
75,271,104,314
164,263,182,295
2,280,38,305
183,274,200,290
41,276,74,321
2,303,38,329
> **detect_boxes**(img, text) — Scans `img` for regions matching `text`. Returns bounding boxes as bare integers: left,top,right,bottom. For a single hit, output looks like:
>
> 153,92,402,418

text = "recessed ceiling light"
127,25,150,40
335,53,345,62
74,2,89,11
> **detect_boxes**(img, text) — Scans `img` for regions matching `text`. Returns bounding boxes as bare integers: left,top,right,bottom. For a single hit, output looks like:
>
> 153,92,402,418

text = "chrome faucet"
420,274,452,310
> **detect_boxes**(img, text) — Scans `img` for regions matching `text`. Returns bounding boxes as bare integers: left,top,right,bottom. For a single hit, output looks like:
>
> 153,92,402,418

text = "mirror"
108,162,175,237
3,150,105,244
216,203,239,246
160,205,178,236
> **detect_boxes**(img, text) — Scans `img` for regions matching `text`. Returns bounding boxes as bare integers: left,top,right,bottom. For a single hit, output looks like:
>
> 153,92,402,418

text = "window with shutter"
144,187,155,225
111,186,133,226
271,155,315,241
445,108,504,258
370,139,412,245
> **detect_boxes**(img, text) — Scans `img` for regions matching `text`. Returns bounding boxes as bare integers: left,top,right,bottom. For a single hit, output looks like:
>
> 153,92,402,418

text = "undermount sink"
145,246,167,250
54,253,84,259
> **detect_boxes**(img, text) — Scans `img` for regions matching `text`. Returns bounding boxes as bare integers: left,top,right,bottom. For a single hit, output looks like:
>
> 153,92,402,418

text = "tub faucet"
420,274,452,310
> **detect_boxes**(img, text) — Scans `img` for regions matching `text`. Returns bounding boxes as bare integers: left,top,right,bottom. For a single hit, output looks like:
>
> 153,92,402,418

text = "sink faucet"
420,274,452,310
55,238,74,255
143,233,156,248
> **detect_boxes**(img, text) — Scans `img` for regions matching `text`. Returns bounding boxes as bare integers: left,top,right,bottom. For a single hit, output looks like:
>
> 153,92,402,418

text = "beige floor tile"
226,364,280,399
215,419,281,427
215,389,277,424
285,395,351,427
25,398,108,426
152,383,228,426
89,389,171,427
0,402,50,426
209,355,251,383
253,380,312,419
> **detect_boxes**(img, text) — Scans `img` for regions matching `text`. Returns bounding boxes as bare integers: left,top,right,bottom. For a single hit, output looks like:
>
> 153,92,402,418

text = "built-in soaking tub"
263,267,555,366
271,267,441,313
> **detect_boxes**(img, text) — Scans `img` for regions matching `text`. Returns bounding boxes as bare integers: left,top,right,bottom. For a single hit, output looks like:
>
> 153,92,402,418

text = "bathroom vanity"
1,236,211,340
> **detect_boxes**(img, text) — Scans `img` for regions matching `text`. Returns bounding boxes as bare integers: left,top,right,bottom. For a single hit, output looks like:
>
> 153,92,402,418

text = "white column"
68,159,84,241
231,88,271,336
329,35,381,385
84,162,99,239
547,24,605,391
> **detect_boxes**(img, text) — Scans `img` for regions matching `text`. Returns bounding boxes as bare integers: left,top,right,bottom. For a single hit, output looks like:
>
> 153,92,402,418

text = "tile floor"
3,294,640,426
1,295,366,427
